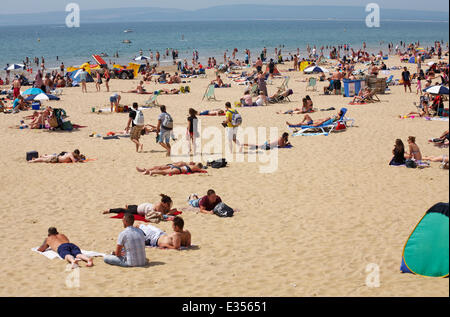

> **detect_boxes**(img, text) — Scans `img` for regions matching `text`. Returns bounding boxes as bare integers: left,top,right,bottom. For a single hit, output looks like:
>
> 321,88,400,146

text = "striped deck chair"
144,91,160,107
306,77,317,91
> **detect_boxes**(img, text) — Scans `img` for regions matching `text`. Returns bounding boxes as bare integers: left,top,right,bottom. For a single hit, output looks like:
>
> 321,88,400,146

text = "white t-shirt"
255,96,265,107
137,203,154,216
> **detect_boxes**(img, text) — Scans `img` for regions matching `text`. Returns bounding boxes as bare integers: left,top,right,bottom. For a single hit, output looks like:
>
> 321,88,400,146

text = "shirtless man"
29,107,52,129
13,77,21,99
139,217,191,250
38,227,93,268
29,149,84,163
243,132,291,150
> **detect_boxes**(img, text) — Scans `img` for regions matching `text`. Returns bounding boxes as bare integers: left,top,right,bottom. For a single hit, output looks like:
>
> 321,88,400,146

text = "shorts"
189,198,200,208
13,87,20,98
57,243,81,259
130,125,144,141
226,127,239,140
110,96,118,103
403,81,411,87
333,80,341,90
158,129,171,144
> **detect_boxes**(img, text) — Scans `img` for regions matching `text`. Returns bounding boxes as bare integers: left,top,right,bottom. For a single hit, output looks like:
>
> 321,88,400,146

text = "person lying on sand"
198,109,225,116
103,194,179,216
286,109,344,127
135,161,197,174
429,130,449,147
242,132,290,150
122,81,152,94
188,189,222,215
28,107,52,129
38,227,93,269
422,155,449,163
138,217,191,249
137,163,205,176
28,149,85,163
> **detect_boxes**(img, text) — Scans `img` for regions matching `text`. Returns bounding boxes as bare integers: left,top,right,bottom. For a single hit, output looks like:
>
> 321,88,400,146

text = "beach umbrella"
21,88,44,96
423,85,449,95
304,66,329,74
4,64,25,71
134,56,150,61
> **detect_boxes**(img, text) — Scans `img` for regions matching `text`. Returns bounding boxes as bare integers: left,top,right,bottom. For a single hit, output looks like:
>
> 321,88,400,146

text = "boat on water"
122,40,132,44
124,29,133,33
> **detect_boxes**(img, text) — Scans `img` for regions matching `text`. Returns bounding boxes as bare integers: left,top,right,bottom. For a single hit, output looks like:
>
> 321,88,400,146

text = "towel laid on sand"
31,247,105,260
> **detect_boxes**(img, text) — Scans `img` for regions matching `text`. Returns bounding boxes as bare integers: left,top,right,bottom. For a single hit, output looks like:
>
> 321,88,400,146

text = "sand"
0,55,448,297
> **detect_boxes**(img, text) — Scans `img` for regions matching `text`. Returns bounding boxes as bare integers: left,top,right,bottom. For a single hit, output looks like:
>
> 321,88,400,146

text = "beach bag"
162,113,174,130
335,122,346,131
405,159,417,169
145,210,162,224
61,121,73,131
208,158,227,169
133,110,145,126
213,202,234,217
228,110,242,127
48,116,59,128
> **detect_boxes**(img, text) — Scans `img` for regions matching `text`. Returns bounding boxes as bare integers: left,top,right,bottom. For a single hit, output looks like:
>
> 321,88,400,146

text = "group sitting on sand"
28,149,85,163
277,96,313,114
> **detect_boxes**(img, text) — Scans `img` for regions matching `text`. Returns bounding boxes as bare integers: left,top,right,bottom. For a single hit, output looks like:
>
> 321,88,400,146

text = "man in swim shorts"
38,227,93,268
139,216,191,249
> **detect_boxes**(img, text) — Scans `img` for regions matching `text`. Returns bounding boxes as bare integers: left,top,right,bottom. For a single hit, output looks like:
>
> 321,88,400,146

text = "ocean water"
0,20,448,70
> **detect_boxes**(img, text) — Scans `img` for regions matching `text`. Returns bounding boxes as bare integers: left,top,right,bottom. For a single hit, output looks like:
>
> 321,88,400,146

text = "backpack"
213,202,234,217
208,158,227,169
133,110,145,126
162,113,173,130
405,159,417,169
228,109,242,127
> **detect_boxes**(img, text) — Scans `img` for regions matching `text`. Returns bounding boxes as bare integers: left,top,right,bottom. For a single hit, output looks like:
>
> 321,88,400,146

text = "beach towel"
146,245,197,251
31,247,105,260
63,158,97,163
110,212,182,223
181,206,240,213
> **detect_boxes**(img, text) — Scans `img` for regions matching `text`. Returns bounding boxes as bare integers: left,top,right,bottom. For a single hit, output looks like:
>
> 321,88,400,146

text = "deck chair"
144,91,160,107
306,77,317,91
278,76,290,91
250,83,259,96
365,89,381,103
202,84,217,101
386,75,394,86
288,118,336,136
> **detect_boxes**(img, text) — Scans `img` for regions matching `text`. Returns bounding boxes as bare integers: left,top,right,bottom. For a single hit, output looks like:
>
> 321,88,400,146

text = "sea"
0,20,448,72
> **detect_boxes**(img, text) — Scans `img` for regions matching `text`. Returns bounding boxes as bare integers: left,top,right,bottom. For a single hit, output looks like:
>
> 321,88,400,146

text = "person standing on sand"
103,213,147,267
38,227,93,269
157,105,174,157
95,71,102,92
79,68,88,93
125,102,145,153
402,67,412,93
12,77,21,99
104,67,110,92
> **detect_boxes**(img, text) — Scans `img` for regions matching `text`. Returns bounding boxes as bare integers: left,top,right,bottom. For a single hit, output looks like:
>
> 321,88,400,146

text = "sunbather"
37,227,93,269
405,136,422,162
29,107,52,129
28,149,85,163
422,155,449,163
286,108,345,127
188,189,222,214
242,132,291,150
122,81,152,94
103,194,178,216
139,217,191,249
351,87,371,103
277,97,313,114
429,130,449,147
141,163,205,176
135,161,197,174
198,109,225,116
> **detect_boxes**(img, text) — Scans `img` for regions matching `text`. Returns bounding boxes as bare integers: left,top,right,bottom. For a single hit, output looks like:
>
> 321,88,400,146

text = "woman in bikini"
143,163,205,176
286,108,344,127
405,136,423,163
136,161,197,174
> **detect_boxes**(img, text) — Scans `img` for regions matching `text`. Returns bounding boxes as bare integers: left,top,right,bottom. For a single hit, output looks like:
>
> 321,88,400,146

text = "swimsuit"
57,243,81,259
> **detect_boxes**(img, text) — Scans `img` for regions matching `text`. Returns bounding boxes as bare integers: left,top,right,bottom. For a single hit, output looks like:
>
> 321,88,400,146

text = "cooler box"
26,151,38,161
343,79,365,97
31,103,40,110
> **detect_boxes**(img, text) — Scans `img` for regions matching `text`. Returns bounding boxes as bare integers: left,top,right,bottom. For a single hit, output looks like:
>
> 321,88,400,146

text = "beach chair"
202,84,217,101
386,75,394,86
144,91,160,107
277,76,290,91
365,89,381,103
306,77,317,91
288,108,354,136
250,83,259,96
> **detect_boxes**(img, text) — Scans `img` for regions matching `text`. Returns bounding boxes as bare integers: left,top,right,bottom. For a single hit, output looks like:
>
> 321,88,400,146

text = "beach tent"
299,61,311,72
21,88,44,96
408,56,416,63
69,69,94,84
304,66,329,74
128,62,142,78
400,202,449,277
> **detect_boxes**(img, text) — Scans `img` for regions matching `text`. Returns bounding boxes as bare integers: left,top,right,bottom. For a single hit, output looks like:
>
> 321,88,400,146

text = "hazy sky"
0,0,448,14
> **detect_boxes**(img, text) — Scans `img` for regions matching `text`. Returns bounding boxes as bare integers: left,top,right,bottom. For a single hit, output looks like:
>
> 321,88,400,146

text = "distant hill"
0,5,448,26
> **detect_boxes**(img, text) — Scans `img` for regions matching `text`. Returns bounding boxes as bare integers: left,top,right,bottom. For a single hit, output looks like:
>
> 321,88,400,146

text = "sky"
0,0,448,14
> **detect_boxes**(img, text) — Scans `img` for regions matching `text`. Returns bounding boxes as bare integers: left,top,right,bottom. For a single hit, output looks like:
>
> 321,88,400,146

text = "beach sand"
0,55,448,297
